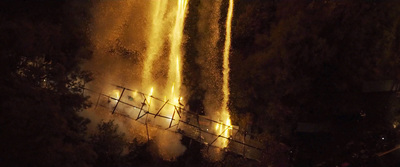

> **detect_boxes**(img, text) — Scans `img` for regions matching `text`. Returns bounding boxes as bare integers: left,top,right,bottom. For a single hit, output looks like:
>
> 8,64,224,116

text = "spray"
167,0,189,102
196,0,223,116
141,0,190,161
86,0,190,161
211,0,234,149
219,0,234,148
142,0,168,90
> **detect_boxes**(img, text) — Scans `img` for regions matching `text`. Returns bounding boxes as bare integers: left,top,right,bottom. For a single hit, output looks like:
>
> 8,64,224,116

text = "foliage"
1,0,400,166
90,120,127,167
0,0,95,166
230,0,400,166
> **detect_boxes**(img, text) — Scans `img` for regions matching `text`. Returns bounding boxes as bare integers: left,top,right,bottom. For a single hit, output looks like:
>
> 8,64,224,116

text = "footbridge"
82,83,264,161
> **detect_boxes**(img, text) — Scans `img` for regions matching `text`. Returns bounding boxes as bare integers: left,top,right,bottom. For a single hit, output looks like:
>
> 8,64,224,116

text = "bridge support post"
112,88,125,114
137,95,148,120
169,109,176,128
154,100,169,118
95,91,101,109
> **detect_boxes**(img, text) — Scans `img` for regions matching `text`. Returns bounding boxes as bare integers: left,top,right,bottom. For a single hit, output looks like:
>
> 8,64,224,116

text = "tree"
0,0,95,166
90,120,127,167
230,0,400,166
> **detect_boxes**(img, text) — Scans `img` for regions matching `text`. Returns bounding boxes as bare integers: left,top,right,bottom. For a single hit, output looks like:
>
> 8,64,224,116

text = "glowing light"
215,124,220,130
219,0,234,148
140,0,189,126
222,0,234,112
171,83,175,98
110,90,120,105
148,87,154,106
394,121,399,128
112,90,120,99
142,0,168,88
176,57,180,84
160,0,188,126
168,0,189,103
224,117,232,139
149,87,154,96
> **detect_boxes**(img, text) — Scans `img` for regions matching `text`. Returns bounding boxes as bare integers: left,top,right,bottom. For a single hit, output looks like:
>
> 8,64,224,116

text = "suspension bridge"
82,83,264,161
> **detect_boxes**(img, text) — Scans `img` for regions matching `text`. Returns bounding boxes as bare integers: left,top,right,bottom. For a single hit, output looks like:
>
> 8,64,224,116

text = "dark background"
1,0,400,166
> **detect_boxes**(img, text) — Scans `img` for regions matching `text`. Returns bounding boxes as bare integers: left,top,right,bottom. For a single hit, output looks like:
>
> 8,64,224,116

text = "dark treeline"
0,0,95,166
1,0,400,166
228,0,400,166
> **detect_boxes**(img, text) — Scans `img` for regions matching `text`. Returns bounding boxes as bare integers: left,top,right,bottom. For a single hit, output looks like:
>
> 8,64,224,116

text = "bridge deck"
82,83,264,161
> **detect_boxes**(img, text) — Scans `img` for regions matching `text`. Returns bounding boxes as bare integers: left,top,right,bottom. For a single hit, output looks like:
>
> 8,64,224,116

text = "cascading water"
215,0,234,148
166,0,189,120
141,0,189,124
86,0,258,161
142,0,168,90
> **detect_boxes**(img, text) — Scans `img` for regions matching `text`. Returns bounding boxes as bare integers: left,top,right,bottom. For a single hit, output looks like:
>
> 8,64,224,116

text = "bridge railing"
82,83,265,161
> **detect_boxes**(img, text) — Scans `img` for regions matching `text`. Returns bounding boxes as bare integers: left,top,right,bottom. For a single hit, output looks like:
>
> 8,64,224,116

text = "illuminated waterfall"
216,0,234,148
141,0,189,126
142,1,168,91
168,0,189,101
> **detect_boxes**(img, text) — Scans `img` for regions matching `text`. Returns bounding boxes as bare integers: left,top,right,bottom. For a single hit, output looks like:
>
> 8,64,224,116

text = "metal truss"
81,83,264,161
